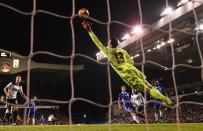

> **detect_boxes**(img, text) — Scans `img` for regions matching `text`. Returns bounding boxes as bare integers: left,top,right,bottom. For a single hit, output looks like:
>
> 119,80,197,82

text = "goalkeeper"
81,20,172,105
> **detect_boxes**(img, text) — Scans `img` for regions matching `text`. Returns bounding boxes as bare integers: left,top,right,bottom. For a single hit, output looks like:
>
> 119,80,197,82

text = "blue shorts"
28,110,35,118
154,101,162,109
124,102,135,111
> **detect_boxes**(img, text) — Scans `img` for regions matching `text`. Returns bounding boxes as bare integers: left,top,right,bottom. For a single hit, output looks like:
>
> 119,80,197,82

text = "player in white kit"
131,89,145,116
4,75,28,125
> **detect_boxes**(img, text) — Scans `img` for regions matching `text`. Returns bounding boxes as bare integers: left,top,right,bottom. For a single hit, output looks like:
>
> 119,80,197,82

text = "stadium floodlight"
156,41,167,49
156,41,166,49
160,7,173,16
167,38,175,43
187,58,193,63
131,26,143,35
195,24,203,33
195,19,203,32
177,0,189,7
134,54,140,58
156,45,161,49
198,24,203,30
164,68,168,70
121,33,130,40
0,52,7,57
153,47,156,50
161,41,166,46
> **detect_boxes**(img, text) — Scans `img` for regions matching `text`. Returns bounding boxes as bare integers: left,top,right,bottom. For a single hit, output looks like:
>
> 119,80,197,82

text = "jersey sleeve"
6,82,12,87
19,86,23,93
88,31,111,58
5,82,13,89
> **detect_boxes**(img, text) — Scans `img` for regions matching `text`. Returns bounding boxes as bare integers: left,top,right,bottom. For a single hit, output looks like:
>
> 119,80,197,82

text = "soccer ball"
78,8,89,19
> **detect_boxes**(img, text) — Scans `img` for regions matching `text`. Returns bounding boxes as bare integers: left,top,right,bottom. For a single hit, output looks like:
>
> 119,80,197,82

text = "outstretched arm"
82,21,110,58
19,86,28,101
19,92,28,101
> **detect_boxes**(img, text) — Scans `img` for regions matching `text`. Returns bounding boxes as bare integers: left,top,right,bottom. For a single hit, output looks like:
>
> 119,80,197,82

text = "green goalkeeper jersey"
88,31,148,91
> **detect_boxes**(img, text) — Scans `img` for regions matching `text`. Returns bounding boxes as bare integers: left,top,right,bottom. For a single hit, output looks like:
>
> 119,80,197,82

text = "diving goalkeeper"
82,20,172,105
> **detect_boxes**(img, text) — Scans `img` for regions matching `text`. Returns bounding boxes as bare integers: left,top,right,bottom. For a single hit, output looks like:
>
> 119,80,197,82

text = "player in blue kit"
118,85,141,123
151,80,168,123
27,96,37,125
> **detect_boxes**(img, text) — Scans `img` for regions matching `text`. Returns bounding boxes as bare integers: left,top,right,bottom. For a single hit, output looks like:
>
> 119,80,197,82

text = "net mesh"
0,0,203,129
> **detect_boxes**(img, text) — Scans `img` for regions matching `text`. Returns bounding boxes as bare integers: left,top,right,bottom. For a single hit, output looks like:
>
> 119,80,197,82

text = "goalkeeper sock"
150,87,172,105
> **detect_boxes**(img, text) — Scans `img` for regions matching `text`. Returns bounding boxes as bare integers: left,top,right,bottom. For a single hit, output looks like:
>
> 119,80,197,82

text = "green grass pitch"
0,123,202,131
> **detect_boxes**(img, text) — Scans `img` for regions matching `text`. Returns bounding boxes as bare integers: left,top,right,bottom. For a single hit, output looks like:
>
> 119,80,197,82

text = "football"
78,8,89,19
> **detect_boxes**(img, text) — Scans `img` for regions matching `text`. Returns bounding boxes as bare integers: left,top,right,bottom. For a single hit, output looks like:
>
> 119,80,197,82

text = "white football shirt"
131,93,145,107
5,82,23,99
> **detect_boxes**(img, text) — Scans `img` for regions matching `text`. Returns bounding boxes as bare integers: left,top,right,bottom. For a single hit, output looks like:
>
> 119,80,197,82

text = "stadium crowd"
110,104,203,124
0,107,69,125
0,102,202,125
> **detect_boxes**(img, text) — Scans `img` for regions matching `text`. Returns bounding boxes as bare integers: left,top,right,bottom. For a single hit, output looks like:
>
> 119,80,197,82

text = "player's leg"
11,107,18,125
10,99,18,125
31,111,36,125
129,78,171,105
32,117,35,125
124,103,140,123
131,103,145,118
158,105,163,122
154,105,159,123
4,99,13,125
129,110,140,123
137,104,145,117
27,110,31,125
4,108,11,124
142,81,172,105
130,80,171,105
126,67,172,105
149,87,172,105
118,66,172,105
